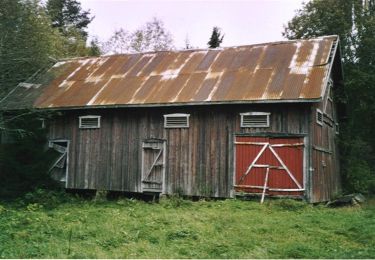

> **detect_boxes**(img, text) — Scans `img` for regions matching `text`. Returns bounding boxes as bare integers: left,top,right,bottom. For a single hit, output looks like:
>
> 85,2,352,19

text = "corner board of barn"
0,35,344,203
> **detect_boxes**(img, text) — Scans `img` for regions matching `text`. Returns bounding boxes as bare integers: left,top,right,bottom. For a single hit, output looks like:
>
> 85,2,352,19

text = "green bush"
22,188,74,208
341,137,375,195
368,180,375,196
346,159,374,194
0,112,60,200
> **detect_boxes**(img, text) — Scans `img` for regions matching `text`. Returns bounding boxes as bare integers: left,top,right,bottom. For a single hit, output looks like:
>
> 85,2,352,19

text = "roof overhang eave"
20,98,323,111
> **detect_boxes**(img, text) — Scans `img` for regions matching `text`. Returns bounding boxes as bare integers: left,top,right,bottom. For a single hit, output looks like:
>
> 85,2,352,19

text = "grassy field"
0,190,374,259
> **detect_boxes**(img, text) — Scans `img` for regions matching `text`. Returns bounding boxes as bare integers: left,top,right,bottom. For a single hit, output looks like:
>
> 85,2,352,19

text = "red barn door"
234,136,305,197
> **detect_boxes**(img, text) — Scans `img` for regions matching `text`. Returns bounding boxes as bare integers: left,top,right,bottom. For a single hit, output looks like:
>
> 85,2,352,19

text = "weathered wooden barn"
1,35,343,202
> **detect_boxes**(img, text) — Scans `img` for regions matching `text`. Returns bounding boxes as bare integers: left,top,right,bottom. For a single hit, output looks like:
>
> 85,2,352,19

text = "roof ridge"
55,35,339,63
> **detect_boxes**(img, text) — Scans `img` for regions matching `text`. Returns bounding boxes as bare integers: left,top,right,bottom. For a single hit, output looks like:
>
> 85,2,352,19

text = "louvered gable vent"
240,112,270,128
164,113,190,128
79,116,101,129
316,109,323,126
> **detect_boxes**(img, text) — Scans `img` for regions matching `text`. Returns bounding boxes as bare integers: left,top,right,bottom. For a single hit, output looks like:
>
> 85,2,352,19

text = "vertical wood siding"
48,103,311,198
310,80,341,203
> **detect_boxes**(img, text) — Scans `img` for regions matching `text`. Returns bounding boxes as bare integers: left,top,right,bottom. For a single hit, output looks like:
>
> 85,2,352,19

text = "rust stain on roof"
131,76,161,103
300,67,327,98
225,70,254,100
194,77,220,101
178,72,207,102
212,71,237,101
280,74,306,99
245,69,274,100
196,50,219,71
4,35,338,109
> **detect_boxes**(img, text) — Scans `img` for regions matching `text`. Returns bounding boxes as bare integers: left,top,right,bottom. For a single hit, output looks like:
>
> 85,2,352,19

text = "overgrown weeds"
0,195,374,258
270,198,309,211
159,193,192,208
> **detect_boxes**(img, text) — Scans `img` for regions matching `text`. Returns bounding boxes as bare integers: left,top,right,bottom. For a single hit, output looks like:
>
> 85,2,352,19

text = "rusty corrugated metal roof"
2,36,338,110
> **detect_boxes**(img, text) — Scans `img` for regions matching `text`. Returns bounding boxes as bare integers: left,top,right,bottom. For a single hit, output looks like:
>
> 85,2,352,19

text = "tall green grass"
0,191,374,258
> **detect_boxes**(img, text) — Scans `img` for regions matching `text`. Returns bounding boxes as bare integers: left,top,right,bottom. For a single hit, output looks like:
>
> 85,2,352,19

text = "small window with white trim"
316,109,323,126
79,115,101,129
240,112,270,128
335,123,339,135
164,113,190,128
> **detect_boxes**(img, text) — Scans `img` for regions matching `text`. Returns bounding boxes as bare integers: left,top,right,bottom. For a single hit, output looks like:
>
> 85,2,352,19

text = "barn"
1,35,343,203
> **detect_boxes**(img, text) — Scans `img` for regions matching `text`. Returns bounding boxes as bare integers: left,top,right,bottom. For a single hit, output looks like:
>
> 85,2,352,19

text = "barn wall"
310,79,341,202
48,103,311,198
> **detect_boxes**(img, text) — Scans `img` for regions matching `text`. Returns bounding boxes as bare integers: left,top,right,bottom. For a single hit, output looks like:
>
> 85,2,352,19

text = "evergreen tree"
0,0,65,97
88,37,102,56
207,27,224,48
0,0,68,198
46,0,93,39
46,0,94,57
284,0,375,194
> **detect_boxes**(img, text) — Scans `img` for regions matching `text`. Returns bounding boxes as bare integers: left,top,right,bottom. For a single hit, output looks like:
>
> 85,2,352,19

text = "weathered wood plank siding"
310,80,341,203
48,104,311,198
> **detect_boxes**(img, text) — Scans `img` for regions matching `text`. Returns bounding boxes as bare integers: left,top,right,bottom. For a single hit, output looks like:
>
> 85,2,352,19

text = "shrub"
22,188,74,208
0,112,60,200
346,159,374,194
341,137,375,194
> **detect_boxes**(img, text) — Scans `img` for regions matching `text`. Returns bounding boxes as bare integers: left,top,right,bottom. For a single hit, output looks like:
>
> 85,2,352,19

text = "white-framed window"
164,113,190,128
316,109,323,126
335,123,339,135
79,115,101,129
240,112,270,128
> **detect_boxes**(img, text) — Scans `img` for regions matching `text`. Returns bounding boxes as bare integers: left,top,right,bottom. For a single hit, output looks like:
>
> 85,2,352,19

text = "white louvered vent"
164,113,190,128
316,109,323,126
240,112,270,128
79,115,101,129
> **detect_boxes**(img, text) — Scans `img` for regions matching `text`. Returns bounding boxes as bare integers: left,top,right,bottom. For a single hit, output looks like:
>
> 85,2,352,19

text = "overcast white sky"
80,0,306,49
